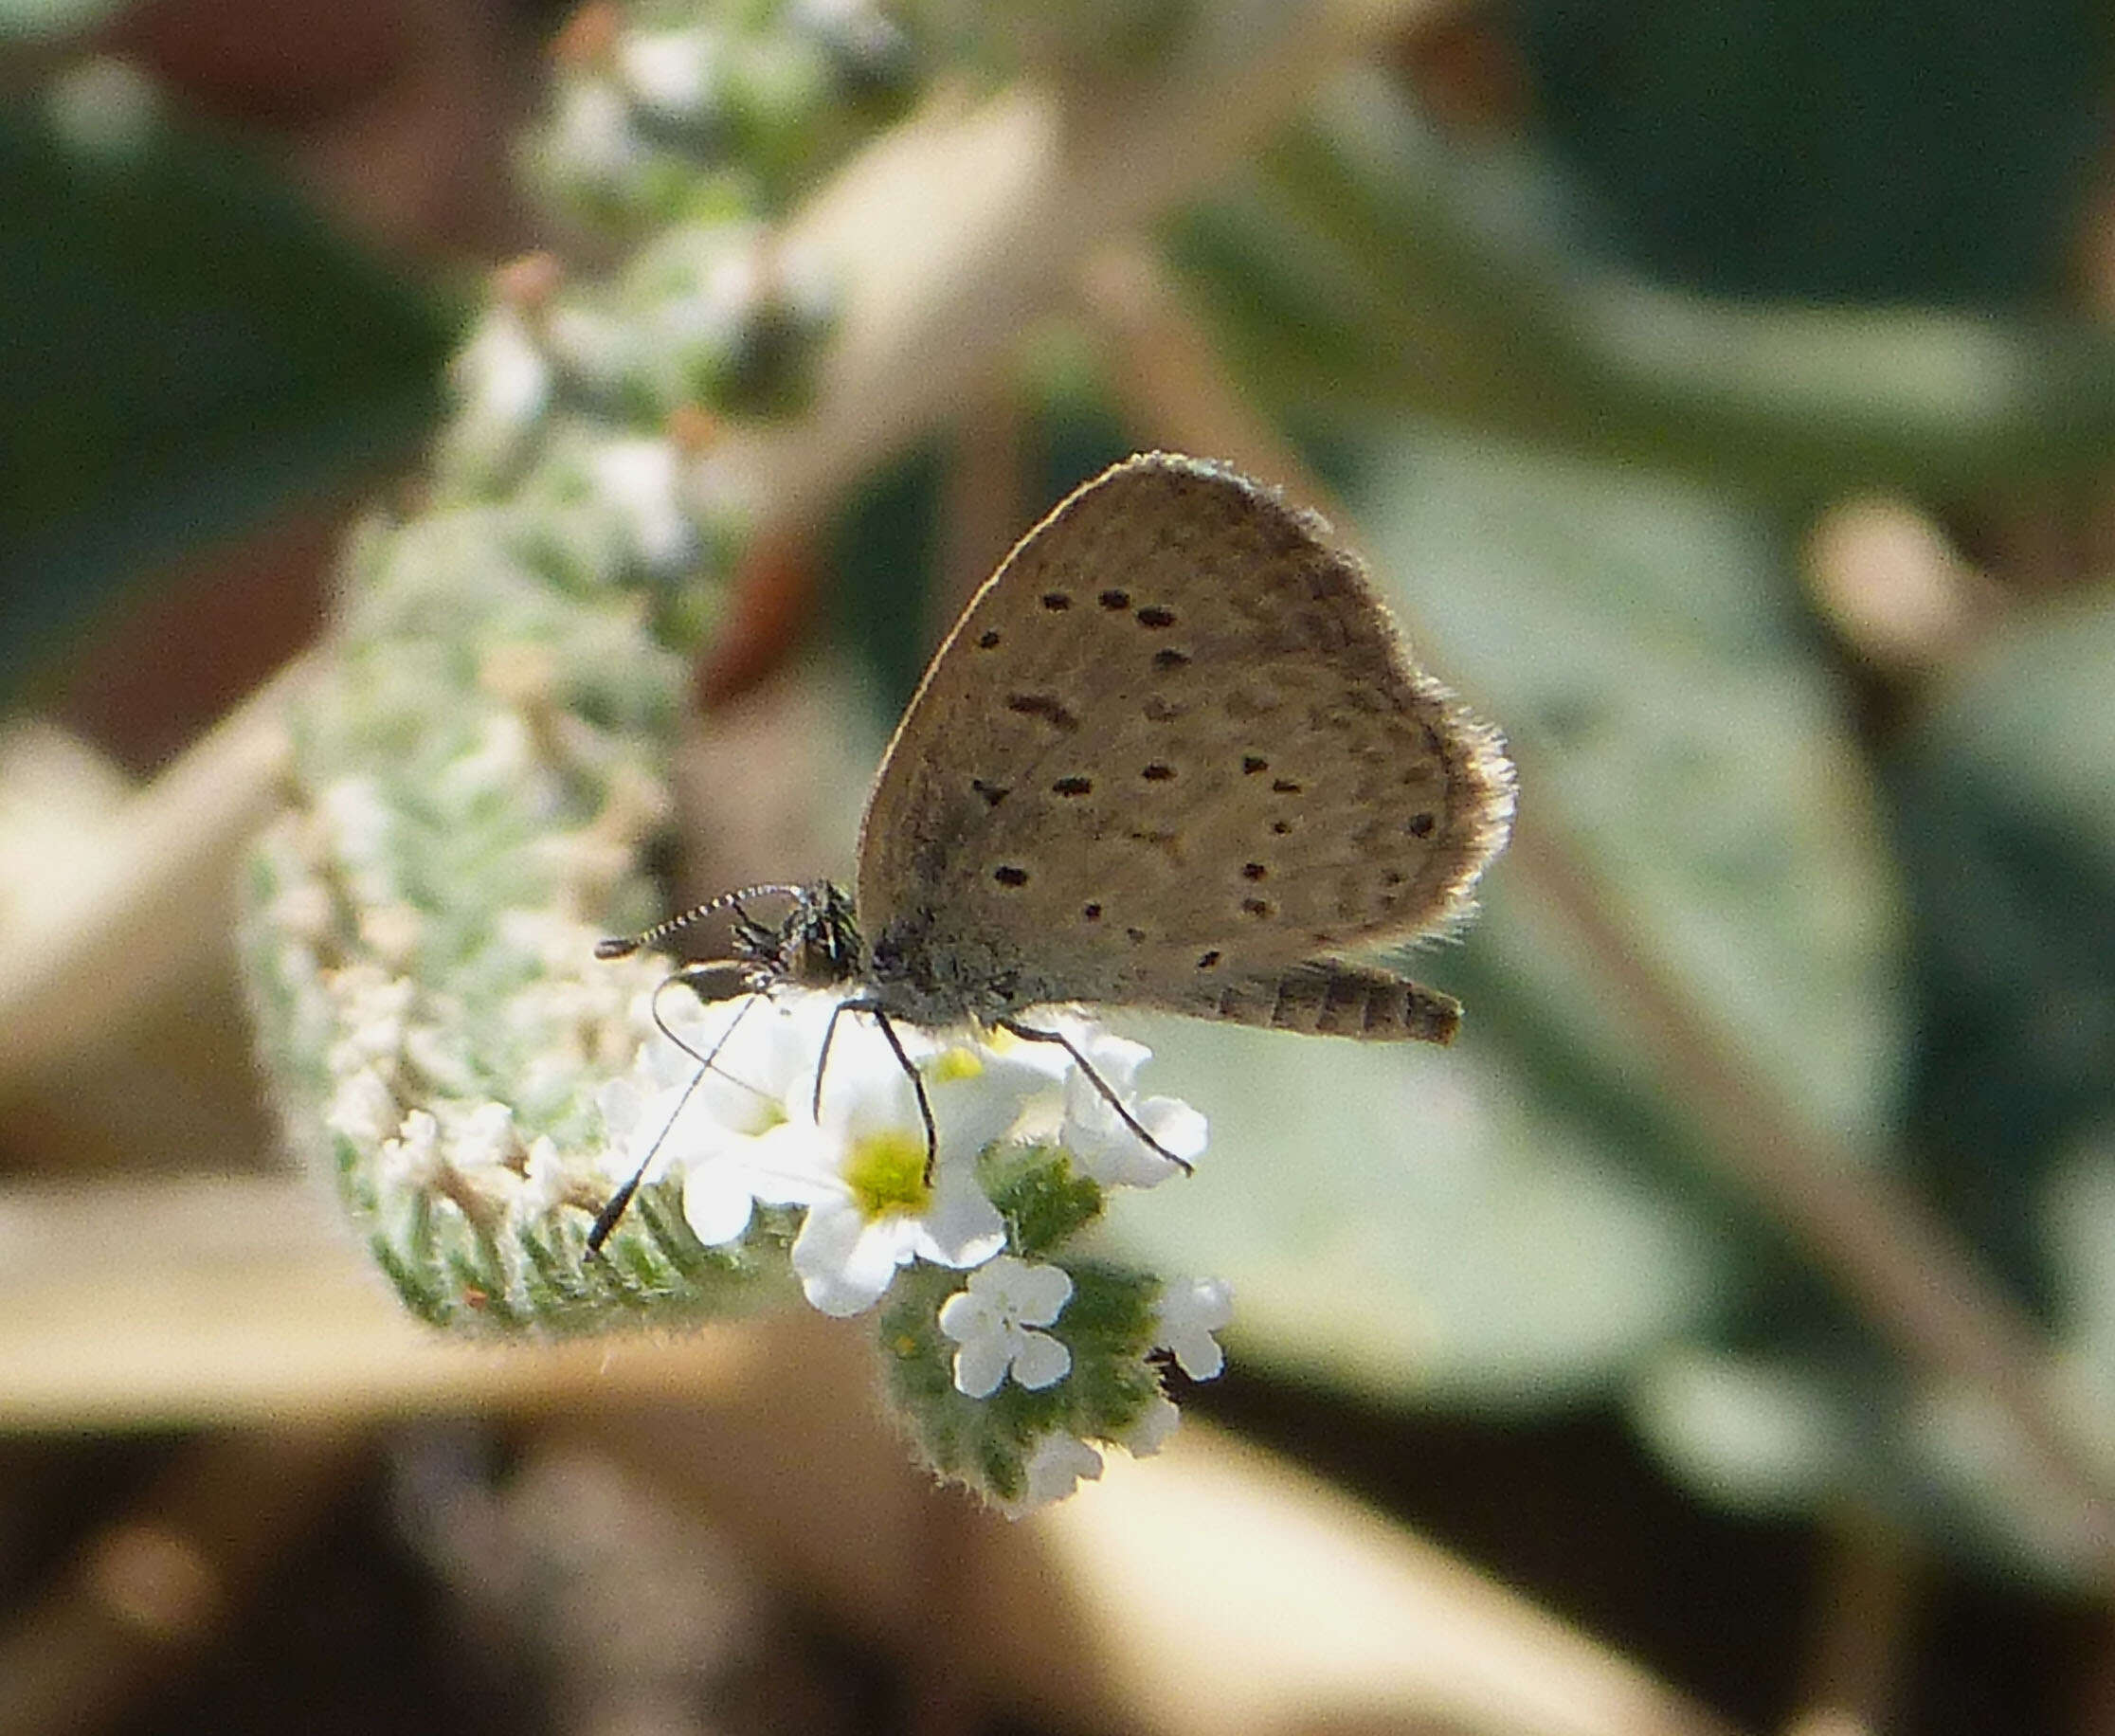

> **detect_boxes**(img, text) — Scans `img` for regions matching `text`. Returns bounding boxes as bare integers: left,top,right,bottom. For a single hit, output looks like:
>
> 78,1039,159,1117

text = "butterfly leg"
871,1007,940,1184
996,1018,1195,1175
589,986,764,1256
811,995,853,1124
811,998,942,1184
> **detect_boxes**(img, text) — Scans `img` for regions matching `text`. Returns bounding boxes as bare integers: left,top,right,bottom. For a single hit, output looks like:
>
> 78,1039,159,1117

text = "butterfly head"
740,879,865,990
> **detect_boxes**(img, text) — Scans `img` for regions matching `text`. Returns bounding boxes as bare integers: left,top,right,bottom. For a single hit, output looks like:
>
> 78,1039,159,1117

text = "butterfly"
589,452,1514,1250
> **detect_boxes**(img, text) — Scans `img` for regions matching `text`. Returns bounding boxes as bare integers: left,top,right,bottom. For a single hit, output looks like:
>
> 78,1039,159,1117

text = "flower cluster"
593,982,1226,1510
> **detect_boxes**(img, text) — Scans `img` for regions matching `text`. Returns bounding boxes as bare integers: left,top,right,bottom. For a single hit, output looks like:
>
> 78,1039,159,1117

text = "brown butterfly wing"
854,453,1513,1022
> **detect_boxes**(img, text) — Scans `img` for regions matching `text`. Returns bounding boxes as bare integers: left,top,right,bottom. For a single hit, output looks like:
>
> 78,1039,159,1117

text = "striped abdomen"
1183,964,1460,1043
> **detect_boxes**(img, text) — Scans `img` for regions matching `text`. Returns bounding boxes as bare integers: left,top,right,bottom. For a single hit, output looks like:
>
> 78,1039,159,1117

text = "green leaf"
0,83,461,695
1513,0,2105,304
0,0,124,39
1112,1015,1728,1409
1354,433,1908,1159
1168,69,2115,495
1891,596,2115,1309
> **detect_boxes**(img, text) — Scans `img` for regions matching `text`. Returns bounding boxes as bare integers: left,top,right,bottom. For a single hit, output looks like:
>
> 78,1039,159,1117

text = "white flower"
596,988,805,1239
317,776,396,906
938,1257,1075,1398
319,775,391,861
551,80,640,179
669,991,842,1244
451,1101,519,1175
594,982,1209,1324
618,27,717,118
1156,1276,1234,1380
1039,1019,1207,1187
267,878,334,944
587,438,692,570
601,988,1021,1308
326,967,415,1075
378,1108,442,1191
451,308,550,432
1126,1392,1183,1456
438,713,539,807
324,1065,398,1147
357,900,425,967
770,1014,1013,1316
517,1136,580,1219
999,1435,1105,1519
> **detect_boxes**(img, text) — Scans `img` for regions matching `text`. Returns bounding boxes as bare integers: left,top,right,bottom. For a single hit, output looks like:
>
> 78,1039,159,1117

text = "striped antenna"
593,884,807,960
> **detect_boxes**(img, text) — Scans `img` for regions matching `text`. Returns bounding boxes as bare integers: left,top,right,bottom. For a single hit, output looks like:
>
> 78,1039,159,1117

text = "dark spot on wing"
1005,693,1080,732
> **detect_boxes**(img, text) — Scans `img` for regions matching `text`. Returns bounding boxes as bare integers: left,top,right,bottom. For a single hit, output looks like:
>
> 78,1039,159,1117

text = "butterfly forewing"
854,453,1513,1016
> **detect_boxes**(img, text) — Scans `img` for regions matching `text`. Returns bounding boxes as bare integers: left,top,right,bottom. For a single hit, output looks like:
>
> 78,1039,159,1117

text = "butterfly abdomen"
1192,964,1461,1043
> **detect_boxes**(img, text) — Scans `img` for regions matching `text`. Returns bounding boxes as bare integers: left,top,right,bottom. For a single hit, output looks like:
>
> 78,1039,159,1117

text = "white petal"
950,1334,1011,1399
813,1021,925,1136
1003,1435,1103,1517
326,1068,398,1146
913,1176,1005,1268
793,1206,913,1316
738,1122,841,1207
841,1218,919,1300
1137,1095,1208,1165
931,1058,1041,1164
1170,1332,1225,1382
1164,1275,1236,1334
790,1197,863,1268
937,1288,998,1346
596,1075,648,1142
1048,1015,1149,1094
1067,1103,1186,1188
1006,1261,1075,1328
1126,1393,1183,1456
1009,1329,1072,1391
1158,1276,1234,1379
681,1161,756,1246
986,1015,1074,1081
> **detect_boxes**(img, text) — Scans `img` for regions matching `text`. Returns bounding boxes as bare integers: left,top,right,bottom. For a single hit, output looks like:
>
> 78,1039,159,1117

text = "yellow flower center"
844,1128,931,1219
931,1045,985,1084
